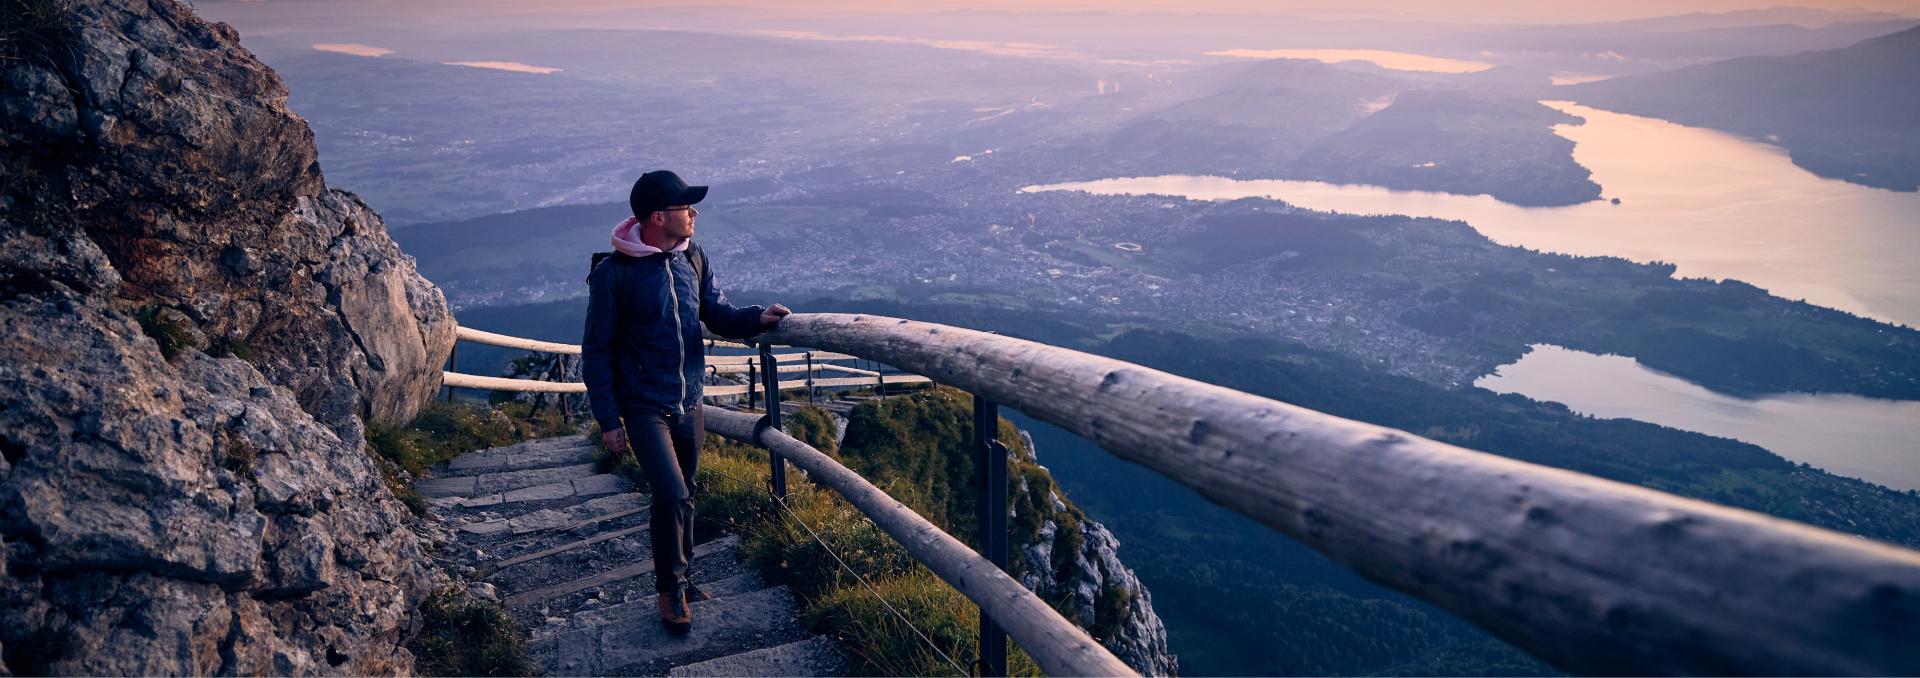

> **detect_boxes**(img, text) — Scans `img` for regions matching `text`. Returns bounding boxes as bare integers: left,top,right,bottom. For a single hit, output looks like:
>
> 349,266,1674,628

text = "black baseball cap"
629,170,709,217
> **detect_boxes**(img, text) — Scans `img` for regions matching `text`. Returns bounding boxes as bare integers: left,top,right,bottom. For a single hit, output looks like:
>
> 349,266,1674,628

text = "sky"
491,0,1920,23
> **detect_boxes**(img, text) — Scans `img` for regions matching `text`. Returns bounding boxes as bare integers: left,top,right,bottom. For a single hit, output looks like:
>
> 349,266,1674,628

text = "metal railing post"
974,393,1009,677
760,345,786,499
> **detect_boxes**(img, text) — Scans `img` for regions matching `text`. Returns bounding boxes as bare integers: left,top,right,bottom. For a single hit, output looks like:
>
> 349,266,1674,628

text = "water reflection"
1550,73,1614,85
1204,48,1495,73
1022,102,1920,328
1478,345,1920,491
441,61,563,74
313,43,392,57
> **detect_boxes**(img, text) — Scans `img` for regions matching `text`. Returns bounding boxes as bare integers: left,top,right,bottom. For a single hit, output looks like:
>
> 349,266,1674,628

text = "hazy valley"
191,2,1920,674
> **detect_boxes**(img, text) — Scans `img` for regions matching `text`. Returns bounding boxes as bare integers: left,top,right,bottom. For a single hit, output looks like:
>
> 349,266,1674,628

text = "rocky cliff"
1009,431,1178,677
830,389,1179,675
0,0,455,673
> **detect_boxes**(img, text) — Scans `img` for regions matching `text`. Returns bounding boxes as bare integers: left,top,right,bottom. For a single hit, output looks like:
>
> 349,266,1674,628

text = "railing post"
747,357,759,411
973,393,1008,678
806,351,816,403
444,342,457,402
760,345,786,499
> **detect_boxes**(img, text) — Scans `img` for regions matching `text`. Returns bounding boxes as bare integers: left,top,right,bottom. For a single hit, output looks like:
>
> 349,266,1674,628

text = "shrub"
786,406,839,455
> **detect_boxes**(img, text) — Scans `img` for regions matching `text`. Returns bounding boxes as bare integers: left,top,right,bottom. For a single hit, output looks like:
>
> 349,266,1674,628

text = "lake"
441,61,563,74
1204,48,1495,73
312,43,392,57
1479,345,1920,491
1020,101,1920,488
1022,101,1920,329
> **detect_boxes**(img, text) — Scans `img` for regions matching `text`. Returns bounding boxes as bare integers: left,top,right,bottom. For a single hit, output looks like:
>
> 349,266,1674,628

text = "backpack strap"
686,241,709,306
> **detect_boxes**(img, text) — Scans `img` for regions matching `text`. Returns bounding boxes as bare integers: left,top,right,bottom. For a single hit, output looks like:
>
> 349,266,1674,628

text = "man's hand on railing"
760,303,792,326
601,427,627,454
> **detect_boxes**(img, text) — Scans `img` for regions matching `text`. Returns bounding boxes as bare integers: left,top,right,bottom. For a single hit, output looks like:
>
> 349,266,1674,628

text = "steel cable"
699,464,973,677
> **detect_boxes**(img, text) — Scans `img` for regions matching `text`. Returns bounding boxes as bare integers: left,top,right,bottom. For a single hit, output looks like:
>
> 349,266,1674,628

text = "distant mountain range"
1571,25,1920,191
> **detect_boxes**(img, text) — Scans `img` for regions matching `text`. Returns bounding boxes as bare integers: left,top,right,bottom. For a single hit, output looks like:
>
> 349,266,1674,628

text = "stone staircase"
428,434,849,677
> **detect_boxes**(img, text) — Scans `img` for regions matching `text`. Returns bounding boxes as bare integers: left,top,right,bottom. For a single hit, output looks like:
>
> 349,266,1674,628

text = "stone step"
454,492,649,539
486,522,656,593
533,585,808,677
416,462,603,498
540,570,771,637
436,435,600,476
428,473,632,511
667,636,849,677
505,535,738,609
520,539,755,628
489,521,652,574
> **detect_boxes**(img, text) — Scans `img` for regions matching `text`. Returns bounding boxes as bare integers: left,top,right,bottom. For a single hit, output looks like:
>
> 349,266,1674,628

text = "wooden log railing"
444,326,920,398
442,315,1920,675
751,313,1920,676
704,407,1133,676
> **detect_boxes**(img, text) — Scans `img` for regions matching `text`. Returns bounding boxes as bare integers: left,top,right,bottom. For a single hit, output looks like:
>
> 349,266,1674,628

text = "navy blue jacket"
582,244,766,431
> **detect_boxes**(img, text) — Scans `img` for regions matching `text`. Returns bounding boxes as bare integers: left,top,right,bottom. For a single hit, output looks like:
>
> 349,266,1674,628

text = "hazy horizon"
213,0,1920,25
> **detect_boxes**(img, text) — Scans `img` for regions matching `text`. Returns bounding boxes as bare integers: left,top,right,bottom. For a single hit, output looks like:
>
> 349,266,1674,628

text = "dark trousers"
617,404,702,593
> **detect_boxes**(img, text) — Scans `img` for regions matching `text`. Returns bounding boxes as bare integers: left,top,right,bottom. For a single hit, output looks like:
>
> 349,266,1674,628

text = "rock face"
0,0,453,673
1012,432,1179,677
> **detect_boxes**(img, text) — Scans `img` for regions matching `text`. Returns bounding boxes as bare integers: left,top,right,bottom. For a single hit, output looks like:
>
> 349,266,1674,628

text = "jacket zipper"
665,255,688,414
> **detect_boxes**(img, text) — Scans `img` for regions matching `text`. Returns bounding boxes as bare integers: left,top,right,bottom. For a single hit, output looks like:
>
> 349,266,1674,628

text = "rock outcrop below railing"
757,313,1920,676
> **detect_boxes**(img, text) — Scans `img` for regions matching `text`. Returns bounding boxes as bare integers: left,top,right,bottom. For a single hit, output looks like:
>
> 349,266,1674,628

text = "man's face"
654,205,697,240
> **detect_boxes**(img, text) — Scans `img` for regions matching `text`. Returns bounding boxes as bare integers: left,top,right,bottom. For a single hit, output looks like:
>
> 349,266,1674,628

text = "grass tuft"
209,335,255,362
219,436,255,477
132,305,200,360
366,402,573,476
0,0,76,67
412,588,539,677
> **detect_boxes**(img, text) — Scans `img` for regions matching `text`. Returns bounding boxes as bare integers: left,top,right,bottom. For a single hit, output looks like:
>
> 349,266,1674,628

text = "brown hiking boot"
685,581,712,603
658,588,691,635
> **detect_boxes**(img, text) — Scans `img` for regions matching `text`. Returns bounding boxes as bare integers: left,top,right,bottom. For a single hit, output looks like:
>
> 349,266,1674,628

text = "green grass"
132,305,200,360
366,402,575,476
208,336,256,363
703,450,1044,677
411,588,539,677
693,400,1057,676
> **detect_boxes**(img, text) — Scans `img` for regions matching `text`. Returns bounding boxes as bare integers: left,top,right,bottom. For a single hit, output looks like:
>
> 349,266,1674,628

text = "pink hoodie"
609,216,690,256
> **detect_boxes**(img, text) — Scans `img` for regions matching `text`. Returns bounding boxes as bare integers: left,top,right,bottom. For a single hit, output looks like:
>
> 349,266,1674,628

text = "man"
581,170,791,634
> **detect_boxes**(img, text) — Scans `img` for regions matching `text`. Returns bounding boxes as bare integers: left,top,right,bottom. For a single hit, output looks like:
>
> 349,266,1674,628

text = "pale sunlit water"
1204,48,1496,73
1478,345,1920,491
754,30,1074,59
1022,101,1920,328
441,61,563,74
313,43,392,57
1550,73,1615,85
